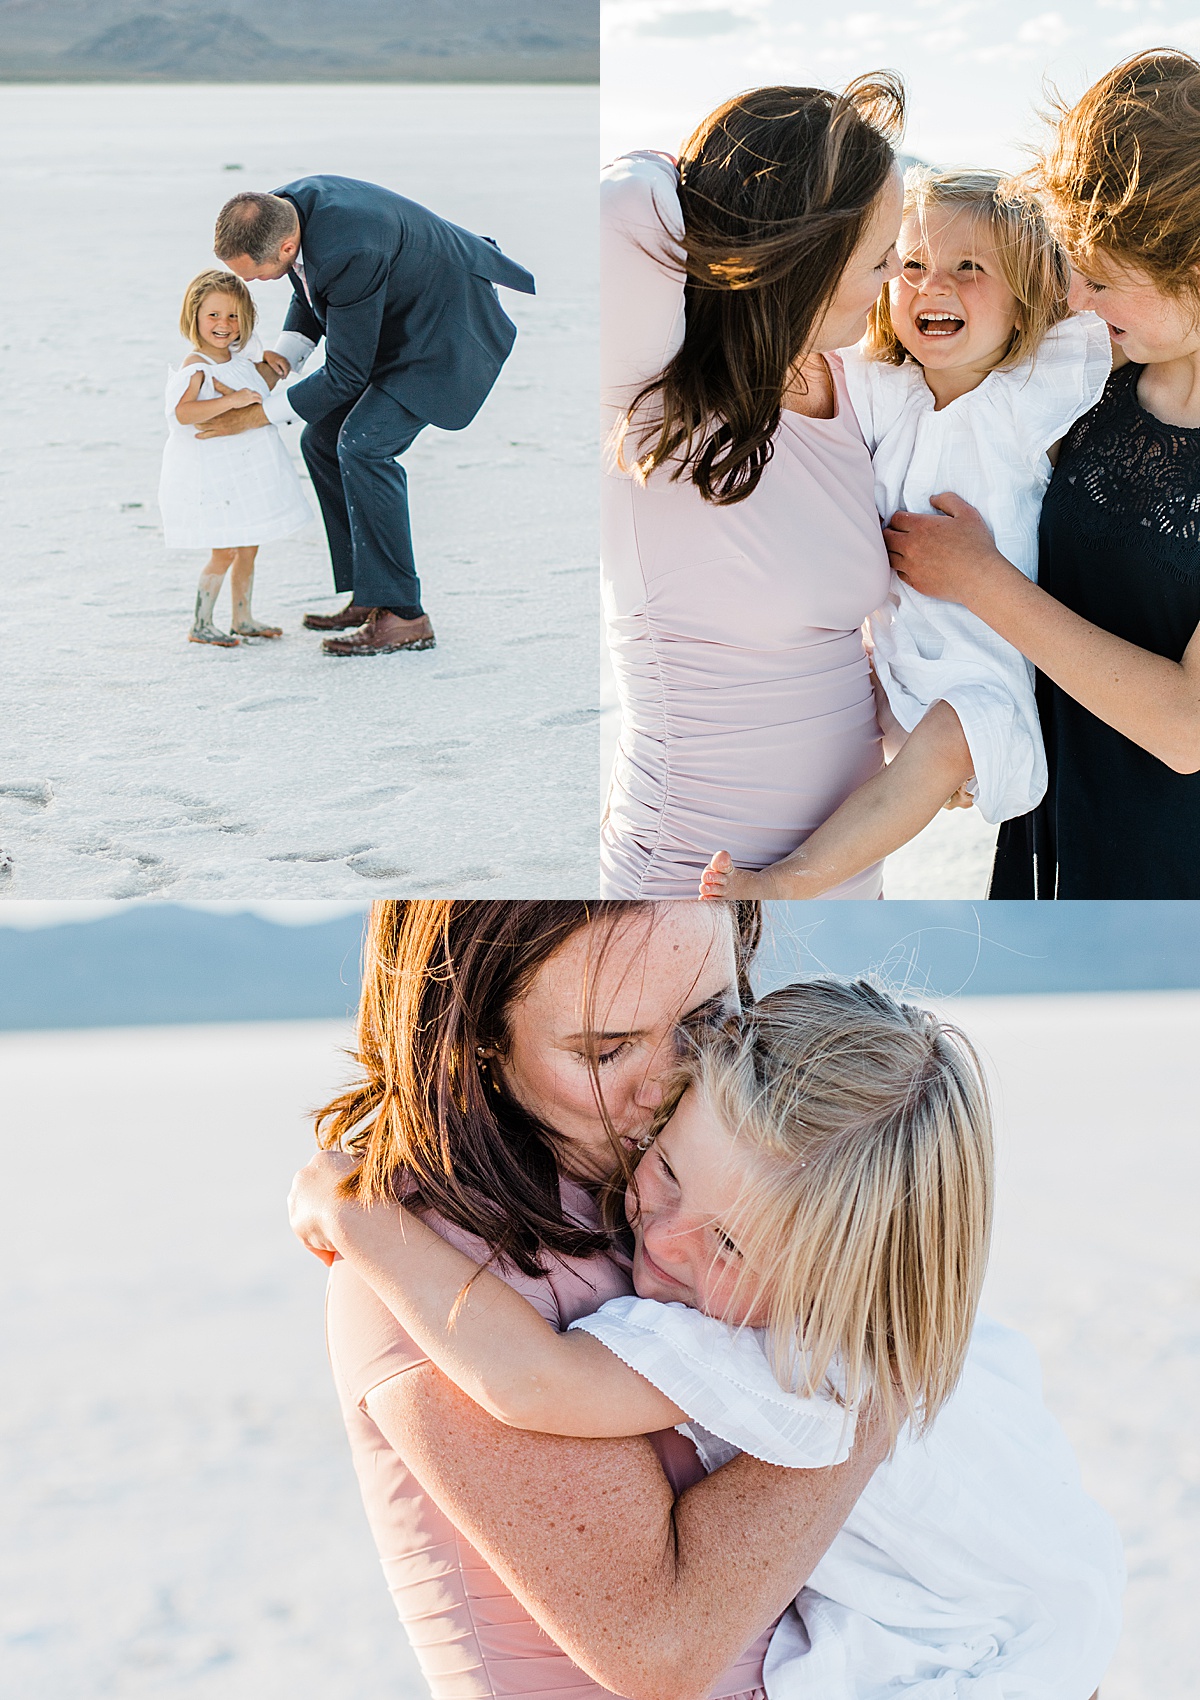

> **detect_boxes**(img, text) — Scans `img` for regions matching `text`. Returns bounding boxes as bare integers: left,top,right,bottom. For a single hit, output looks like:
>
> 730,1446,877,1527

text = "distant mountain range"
0,902,1197,1032
0,0,597,81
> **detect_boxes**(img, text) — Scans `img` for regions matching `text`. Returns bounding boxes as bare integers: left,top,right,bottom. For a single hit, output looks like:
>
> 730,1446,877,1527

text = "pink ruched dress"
600,153,892,897
325,1178,774,1700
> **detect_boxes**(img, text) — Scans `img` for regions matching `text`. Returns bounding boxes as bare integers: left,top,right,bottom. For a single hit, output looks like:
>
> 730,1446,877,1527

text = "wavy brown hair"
314,900,762,1278
623,75,905,506
1033,49,1200,302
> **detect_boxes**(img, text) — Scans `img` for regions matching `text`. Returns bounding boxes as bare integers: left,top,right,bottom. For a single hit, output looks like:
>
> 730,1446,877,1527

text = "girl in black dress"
882,49,1200,898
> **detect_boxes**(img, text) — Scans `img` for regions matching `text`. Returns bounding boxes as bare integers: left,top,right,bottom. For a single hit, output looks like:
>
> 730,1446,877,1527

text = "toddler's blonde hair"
179,269,257,352
672,979,993,1445
865,165,1070,370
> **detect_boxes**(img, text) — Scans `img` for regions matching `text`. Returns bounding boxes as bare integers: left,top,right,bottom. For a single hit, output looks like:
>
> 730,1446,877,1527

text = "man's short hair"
214,192,299,264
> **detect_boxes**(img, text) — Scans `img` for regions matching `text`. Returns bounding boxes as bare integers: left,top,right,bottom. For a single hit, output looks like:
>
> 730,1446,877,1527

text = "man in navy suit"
212,177,535,655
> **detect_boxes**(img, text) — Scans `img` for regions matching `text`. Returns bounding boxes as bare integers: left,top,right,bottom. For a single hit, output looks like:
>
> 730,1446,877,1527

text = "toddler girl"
700,168,1112,899
159,269,311,646
298,978,1124,1699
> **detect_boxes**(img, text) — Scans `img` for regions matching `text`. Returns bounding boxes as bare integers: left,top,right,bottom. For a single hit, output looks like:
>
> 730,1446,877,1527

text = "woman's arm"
366,1361,887,1700
291,1159,685,1435
600,154,686,424
174,369,263,425
884,492,1200,773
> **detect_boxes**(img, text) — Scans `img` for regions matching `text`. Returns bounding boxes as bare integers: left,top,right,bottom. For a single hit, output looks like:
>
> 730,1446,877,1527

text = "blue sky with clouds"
602,1,1200,163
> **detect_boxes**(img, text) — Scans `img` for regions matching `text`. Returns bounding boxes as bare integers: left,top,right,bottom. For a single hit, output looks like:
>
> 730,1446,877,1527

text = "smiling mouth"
638,1240,683,1289
916,311,965,338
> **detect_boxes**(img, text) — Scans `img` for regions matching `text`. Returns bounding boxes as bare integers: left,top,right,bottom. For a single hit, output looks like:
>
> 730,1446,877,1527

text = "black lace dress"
990,362,1200,898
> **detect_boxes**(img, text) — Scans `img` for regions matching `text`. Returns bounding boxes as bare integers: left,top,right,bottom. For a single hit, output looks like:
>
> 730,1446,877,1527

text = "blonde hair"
1032,49,1200,305
864,165,1070,370
178,269,257,352
670,979,993,1445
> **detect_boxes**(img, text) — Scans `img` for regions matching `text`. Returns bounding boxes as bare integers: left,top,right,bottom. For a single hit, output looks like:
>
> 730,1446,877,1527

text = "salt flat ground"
0,85,597,898
2,998,1195,1698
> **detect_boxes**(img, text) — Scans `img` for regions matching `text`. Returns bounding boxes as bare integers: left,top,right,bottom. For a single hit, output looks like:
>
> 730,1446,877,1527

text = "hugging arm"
316,1193,685,1435
367,1362,886,1700
174,369,264,427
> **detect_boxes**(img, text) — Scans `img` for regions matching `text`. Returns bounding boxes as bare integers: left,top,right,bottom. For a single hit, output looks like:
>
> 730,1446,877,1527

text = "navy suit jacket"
274,175,536,431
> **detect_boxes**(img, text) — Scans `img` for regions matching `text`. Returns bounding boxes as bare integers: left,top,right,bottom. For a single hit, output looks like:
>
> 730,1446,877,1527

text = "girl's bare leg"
189,548,239,646
229,546,282,638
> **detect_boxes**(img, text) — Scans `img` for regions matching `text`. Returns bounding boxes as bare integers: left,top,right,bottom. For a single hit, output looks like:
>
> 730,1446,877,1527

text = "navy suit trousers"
299,387,427,615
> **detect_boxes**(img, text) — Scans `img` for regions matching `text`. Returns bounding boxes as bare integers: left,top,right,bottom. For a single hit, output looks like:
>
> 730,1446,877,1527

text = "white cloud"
1106,15,1200,50
1016,12,1075,46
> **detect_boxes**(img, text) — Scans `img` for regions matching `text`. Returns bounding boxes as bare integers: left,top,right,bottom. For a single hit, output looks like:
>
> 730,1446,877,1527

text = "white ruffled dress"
570,1299,1125,1700
158,334,313,549
842,315,1112,823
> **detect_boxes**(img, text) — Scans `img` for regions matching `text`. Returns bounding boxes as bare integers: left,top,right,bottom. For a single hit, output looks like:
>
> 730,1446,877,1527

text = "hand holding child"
884,493,1009,611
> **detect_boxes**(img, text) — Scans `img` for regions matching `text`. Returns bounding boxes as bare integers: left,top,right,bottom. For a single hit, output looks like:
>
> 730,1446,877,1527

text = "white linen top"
571,1299,1124,1700
845,315,1112,823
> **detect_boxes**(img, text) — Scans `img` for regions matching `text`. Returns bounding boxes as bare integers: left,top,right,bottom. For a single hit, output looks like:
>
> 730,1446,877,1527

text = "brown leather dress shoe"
322,610,436,656
302,600,372,631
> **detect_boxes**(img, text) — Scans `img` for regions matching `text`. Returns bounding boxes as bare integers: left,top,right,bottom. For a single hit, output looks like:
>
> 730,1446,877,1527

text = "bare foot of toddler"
699,849,774,900
188,621,240,647
231,620,283,639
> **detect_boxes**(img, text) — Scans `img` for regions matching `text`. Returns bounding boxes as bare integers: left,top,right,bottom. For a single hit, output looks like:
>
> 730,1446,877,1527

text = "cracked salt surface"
0,85,599,897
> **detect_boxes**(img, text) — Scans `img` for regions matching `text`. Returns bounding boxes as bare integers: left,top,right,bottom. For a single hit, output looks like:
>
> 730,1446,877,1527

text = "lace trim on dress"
1058,362,1200,555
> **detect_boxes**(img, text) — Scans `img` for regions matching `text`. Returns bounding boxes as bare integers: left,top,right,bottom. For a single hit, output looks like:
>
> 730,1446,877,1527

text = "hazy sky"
602,0,1200,163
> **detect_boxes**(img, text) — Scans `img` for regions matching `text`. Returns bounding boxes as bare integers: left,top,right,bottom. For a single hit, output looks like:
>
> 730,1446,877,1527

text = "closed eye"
655,1149,680,1187
594,1040,633,1068
714,1227,743,1259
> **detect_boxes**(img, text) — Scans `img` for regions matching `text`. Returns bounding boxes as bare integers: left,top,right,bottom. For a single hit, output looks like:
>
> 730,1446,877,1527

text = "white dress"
843,316,1112,823
158,335,313,549
571,1299,1125,1700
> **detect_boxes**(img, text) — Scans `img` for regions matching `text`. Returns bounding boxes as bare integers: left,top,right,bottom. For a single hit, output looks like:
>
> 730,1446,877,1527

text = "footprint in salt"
0,780,54,808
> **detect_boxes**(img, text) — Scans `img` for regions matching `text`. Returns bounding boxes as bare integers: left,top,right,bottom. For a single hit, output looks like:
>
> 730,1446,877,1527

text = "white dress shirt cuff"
272,330,317,373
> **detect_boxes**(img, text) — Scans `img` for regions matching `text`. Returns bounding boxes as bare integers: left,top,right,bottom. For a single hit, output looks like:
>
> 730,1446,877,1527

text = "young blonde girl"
159,270,311,646
701,169,1112,900
293,978,1124,1699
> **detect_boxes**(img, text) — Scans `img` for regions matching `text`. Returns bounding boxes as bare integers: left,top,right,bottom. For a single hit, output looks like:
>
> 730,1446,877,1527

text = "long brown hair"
623,75,905,506
1034,49,1200,301
314,900,762,1277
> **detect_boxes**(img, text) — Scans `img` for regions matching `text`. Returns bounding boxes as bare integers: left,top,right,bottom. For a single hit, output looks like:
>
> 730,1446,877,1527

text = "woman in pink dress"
601,81,907,896
292,899,886,1699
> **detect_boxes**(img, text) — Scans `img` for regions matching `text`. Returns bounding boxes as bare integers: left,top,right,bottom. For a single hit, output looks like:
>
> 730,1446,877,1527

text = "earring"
635,1128,658,1152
